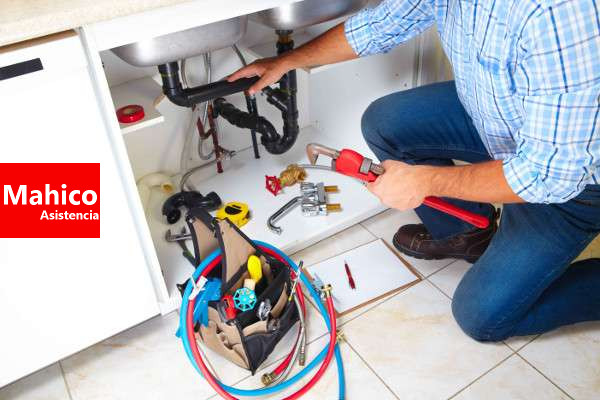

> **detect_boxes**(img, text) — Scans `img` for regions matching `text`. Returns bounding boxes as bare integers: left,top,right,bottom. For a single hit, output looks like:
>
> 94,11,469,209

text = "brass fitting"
298,350,307,366
326,203,342,212
323,185,339,193
321,284,333,298
336,330,346,344
261,372,277,386
279,164,307,187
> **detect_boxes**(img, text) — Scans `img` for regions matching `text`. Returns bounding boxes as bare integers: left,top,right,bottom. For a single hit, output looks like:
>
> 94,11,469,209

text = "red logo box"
0,163,100,238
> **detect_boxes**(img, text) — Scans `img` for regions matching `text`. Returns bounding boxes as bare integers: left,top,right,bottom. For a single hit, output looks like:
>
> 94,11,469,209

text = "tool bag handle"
186,206,267,291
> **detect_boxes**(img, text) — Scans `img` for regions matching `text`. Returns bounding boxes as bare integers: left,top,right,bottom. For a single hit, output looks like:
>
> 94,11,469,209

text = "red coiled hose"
185,246,337,399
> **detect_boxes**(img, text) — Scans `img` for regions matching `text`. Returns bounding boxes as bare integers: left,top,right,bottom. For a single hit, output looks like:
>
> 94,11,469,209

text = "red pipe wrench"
306,143,489,229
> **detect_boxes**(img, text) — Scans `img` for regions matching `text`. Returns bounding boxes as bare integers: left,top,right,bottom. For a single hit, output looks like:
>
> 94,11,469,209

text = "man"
229,0,600,341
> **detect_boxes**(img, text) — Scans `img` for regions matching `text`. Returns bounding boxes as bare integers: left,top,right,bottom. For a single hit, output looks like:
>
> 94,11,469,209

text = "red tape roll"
116,104,144,123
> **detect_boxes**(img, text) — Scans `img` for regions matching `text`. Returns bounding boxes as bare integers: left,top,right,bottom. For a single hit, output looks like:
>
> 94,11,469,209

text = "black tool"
162,190,221,224
165,228,196,266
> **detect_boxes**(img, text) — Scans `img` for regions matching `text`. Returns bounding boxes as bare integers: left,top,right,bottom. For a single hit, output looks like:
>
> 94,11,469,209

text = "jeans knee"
360,98,386,146
451,289,510,342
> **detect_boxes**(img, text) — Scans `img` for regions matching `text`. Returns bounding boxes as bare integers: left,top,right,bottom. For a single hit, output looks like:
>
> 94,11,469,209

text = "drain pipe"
232,44,261,159
214,30,301,155
271,29,300,155
213,98,280,145
157,31,301,155
157,62,259,107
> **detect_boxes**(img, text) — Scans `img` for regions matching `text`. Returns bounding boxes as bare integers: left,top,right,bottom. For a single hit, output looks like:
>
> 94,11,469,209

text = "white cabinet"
0,32,159,387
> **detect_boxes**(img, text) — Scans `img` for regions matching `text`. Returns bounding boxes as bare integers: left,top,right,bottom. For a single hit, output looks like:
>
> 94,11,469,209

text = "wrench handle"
423,196,490,228
370,162,488,228
332,147,489,228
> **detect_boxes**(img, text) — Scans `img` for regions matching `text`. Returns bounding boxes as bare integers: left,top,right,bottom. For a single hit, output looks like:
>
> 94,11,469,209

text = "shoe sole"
392,235,479,264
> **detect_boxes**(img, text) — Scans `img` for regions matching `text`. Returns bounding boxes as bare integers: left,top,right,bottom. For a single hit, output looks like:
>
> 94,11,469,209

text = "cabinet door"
0,32,159,386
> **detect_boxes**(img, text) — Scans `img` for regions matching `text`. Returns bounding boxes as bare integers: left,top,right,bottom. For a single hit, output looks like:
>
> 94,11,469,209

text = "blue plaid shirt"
345,0,600,203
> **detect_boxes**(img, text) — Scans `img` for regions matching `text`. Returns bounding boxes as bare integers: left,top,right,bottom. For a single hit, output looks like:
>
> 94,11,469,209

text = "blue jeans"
361,81,600,341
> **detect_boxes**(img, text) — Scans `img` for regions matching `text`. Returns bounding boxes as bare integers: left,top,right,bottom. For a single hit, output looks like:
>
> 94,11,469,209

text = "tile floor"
3,209,600,400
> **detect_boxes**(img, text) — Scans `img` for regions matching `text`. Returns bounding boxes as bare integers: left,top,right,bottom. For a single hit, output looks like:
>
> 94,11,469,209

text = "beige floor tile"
452,354,569,400
519,321,600,400
290,224,376,267
428,259,471,298
224,335,397,399
0,364,69,400
503,335,538,352
335,287,409,327
343,280,512,400
360,209,456,276
61,313,217,400
427,261,540,352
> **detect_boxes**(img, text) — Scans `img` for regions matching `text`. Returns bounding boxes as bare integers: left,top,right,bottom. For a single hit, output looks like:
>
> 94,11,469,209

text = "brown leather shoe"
392,210,499,263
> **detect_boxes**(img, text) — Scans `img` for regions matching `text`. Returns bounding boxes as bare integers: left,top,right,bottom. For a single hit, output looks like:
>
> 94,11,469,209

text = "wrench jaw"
306,143,340,166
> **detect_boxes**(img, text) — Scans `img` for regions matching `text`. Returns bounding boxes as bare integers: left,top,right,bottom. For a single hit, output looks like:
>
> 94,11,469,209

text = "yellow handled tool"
247,255,263,283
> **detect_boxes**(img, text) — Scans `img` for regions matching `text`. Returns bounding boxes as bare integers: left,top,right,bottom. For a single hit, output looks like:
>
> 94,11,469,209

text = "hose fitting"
321,284,333,298
261,371,277,386
298,344,307,366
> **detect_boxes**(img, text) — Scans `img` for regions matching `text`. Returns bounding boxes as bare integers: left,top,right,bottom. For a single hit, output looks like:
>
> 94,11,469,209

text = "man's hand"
366,159,524,209
366,160,432,210
227,56,292,95
227,23,358,94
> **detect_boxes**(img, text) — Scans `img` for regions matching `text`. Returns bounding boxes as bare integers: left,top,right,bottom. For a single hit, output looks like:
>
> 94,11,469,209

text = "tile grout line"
58,362,75,400
420,278,565,399
424,264,543,357
423,277,530,400
446,352,516,400
343,339,402,400
503,334,539,353
293,236,380,269
426,277,454,301
336,286,410,327
290,220,378,266
358,217,459,278
515,353,575,400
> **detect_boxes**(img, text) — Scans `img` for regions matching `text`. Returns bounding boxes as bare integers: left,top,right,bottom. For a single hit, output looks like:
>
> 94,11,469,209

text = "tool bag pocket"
187,207,299,373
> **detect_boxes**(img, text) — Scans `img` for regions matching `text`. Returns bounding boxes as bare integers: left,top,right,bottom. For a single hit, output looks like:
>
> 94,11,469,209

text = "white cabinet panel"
0,32,159,387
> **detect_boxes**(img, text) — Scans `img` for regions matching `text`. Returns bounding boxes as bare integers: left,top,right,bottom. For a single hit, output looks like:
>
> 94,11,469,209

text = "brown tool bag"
185,207,299,373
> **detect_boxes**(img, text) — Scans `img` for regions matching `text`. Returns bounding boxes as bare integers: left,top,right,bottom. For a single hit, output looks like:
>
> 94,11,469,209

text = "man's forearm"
426,160,524,204
281,23,358,69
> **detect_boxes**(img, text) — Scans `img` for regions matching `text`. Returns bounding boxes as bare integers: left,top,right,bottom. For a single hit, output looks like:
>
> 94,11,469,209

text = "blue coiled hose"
178,240,345,398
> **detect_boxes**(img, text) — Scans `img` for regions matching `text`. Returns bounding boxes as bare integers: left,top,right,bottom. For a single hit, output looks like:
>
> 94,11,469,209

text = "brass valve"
278,164,307,188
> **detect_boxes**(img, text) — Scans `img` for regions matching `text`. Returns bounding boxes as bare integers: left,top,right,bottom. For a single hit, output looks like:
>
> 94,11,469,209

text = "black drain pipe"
269,29,300,155
157,30,301,155
212,98,280,145
215,30,301,155
158,62,259,107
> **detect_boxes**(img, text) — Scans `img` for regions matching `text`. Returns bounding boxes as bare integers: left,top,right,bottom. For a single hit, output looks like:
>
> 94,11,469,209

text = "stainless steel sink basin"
111,16,247,67
251,0,368,31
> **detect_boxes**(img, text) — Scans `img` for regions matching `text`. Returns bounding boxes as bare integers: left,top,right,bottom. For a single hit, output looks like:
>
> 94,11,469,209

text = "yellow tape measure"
216,201,250,227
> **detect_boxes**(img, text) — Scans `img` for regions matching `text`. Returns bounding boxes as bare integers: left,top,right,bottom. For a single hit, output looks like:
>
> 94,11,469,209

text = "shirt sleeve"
503,1,600,203
344,0,435,57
